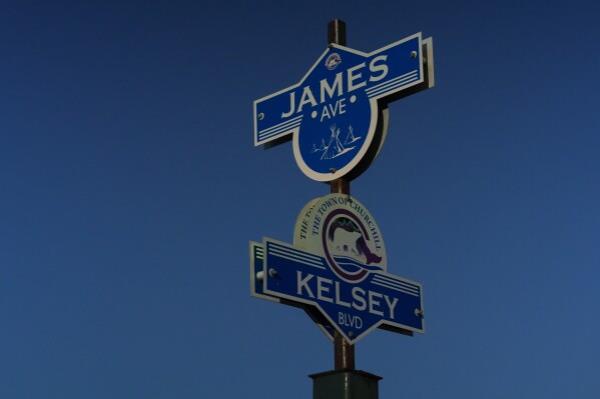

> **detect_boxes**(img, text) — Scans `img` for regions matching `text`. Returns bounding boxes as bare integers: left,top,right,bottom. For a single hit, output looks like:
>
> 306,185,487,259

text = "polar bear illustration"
327,217,382,265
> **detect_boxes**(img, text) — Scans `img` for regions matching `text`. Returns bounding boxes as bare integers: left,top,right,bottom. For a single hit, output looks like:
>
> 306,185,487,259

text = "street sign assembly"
250,22,435,398
251,194,424,344
251,29,433,345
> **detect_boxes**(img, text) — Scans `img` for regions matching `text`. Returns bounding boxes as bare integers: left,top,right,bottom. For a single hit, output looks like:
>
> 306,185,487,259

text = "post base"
310,370,381,399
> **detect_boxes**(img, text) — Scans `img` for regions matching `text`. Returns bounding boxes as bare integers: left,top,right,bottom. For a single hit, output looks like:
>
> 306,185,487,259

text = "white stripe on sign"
269,248,325,269
258,122,301,141
258,115,303,138
371,280,419,297
366,70,418,94
367,74,418,98
372,275,420,294
269,243,323,261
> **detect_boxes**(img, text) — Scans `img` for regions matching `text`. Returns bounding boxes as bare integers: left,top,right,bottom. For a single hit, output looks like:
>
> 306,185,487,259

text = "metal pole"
310,20,381,399
327,18,355,372
327,19,347,46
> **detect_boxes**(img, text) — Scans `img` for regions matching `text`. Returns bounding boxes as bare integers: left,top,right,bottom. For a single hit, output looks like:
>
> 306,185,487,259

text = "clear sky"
1,1,599,398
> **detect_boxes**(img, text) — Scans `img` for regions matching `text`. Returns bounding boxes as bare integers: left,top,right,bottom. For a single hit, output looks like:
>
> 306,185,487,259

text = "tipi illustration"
344,125,361,145
311,138,328,154
321,125,354,160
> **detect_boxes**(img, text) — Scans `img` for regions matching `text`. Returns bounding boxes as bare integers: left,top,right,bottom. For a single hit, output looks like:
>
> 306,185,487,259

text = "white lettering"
280,57,390,118
320,98,346,122
319,103,331,121
320,72,343,102
347,62,367,92
338,312,363,329
296,271,314,298
281,91,296,118
297,86,318,113
368,291,383,316
317,277,333,303
384,295,399,320
335,281,351,308
351,287,367,311
296,272,399,322
368,55,389,82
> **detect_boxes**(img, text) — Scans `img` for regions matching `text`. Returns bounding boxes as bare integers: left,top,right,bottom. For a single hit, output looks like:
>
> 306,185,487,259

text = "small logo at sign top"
324,53,342,70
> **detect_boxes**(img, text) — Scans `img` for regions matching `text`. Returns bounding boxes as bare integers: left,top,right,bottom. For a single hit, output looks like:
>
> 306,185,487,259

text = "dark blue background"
1,1,599,398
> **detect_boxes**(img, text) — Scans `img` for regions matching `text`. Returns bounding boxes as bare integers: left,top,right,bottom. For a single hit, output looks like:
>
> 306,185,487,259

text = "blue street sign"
251,194,425,344
253,33,434,182
261,238,423,344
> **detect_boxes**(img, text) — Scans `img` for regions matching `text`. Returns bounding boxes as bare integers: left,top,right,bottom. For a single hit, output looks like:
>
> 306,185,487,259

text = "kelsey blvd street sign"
253,32,434,182
251,194,424,344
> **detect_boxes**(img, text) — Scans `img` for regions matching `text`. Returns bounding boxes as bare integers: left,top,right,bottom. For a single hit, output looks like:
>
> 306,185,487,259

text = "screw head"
410,50,418,58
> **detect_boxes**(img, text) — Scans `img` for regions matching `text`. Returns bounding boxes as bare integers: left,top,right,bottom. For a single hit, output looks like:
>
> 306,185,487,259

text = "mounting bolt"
258,112,265,120
414,308,424,318
410,50,418,58
256,271,264,281
268,268,278,278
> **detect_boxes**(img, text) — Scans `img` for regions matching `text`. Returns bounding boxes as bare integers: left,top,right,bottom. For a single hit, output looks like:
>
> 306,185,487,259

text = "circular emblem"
290,48,389,182
324,53,342,70
294,194,386,283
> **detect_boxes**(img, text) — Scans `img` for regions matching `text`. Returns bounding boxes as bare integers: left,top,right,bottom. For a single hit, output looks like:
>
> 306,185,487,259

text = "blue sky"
1,1,599,398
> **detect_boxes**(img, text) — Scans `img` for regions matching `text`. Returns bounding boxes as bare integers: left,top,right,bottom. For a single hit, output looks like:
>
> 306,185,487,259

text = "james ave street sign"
253,32,434,182
251,194,424,344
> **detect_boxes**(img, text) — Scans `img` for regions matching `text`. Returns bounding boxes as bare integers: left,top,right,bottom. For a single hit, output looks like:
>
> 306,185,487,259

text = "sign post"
326,19,356,374
315,21,378,399
250,18,434,399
